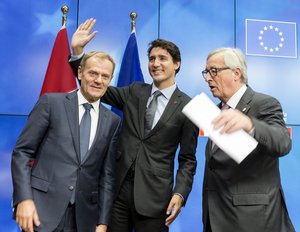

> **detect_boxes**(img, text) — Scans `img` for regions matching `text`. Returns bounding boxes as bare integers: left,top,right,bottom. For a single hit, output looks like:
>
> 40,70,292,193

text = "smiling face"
205,52,242,103
148,47,180,89
78,56,113,103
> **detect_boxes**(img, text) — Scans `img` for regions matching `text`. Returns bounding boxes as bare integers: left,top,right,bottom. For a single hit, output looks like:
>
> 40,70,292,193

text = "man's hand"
212,108,254,134
71,18,97,55
165,194,183,226
96,224,107,232
16,199,40,232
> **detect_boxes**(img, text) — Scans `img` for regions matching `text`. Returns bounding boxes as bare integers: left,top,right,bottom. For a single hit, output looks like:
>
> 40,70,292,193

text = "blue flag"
112,31,144,118
246,19,297,58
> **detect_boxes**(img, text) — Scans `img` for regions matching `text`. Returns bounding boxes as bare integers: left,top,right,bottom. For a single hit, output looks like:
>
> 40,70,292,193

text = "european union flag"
111,31,144,118
246,19,297,58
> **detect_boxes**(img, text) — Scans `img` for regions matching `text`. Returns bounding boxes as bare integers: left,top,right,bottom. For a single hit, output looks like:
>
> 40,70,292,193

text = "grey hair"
207,47,248,84
80,51,116,76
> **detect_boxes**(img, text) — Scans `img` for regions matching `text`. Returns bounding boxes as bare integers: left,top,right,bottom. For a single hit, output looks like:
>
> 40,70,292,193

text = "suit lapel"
148,87,182,136
139,85,152,137
64,91,81,163
235,86,254,114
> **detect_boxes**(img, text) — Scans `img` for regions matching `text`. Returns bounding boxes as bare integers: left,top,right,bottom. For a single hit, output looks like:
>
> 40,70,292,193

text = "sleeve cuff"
69,52,84,62
174,193,184,203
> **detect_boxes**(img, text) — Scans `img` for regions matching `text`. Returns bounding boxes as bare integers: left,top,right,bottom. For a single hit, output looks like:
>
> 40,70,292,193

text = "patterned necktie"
144,90,162,135
221,103,230,111
80,103,92,161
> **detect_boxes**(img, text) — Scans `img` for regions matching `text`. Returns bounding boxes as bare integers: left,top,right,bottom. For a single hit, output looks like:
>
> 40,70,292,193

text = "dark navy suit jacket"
12,91,120,232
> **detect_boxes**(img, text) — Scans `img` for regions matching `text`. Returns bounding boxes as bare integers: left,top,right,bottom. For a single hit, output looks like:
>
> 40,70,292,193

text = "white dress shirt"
225,84,247,109
77,90,99,149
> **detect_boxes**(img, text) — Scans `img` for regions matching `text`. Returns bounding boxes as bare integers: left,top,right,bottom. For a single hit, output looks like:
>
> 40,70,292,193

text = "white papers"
182,92,258,164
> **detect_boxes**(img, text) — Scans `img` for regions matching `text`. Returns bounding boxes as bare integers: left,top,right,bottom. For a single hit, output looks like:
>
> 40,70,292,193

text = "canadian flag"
40,25,77,96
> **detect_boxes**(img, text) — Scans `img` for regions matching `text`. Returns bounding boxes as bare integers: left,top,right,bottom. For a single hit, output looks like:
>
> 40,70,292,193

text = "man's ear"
233,67,242,81
174,61,180,72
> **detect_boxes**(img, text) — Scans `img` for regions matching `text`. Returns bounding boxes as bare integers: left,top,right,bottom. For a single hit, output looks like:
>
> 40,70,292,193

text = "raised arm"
71,18,98,55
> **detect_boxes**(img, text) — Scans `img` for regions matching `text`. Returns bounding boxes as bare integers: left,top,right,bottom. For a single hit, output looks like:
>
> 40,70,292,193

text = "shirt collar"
226,84,247,109
77,90,100,113
151,83,177,100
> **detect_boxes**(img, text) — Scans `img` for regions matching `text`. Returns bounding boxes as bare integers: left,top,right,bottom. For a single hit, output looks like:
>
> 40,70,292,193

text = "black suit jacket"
102,82,198,217
11,91,120,232
203,86,295,232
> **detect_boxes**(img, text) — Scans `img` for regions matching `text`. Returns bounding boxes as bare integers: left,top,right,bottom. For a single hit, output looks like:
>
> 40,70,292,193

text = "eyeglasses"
202,67,231,79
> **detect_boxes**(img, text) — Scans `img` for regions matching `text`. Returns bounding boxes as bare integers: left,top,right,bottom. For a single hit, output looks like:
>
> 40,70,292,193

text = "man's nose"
153,59,160,66
95,75,103,83
205,73,213,82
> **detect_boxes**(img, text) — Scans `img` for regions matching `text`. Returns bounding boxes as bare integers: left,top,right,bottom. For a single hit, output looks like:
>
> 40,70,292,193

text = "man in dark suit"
201,47,295,232
69,19,198,232
11,51,120,232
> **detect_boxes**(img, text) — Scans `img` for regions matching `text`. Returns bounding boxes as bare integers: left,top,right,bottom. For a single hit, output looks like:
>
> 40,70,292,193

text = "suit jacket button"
69,186,74,191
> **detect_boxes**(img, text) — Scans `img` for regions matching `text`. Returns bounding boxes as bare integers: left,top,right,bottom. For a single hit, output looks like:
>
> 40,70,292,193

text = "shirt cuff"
69,52,84,62
174,193,184,203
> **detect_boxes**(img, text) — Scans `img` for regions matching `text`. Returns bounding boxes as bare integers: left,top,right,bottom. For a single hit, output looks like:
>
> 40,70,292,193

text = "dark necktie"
80,103,92,161
144,90,162,135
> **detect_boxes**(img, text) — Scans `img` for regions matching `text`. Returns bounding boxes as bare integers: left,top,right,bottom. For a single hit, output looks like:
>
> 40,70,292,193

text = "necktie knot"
221,103,230,111
152,90,162,99
83,103,93,111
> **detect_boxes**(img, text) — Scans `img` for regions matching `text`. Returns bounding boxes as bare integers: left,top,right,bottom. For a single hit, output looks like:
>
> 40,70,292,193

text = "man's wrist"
174,193,184,204
72,47,84,56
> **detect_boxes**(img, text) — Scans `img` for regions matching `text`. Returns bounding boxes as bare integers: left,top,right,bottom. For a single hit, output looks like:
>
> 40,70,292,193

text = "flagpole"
130,12,137,32
61,5,69,27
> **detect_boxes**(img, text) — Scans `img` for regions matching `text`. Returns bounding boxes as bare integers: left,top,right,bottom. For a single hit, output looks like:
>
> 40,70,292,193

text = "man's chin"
87,94,102,102
210,90,218,97
152,76,163,83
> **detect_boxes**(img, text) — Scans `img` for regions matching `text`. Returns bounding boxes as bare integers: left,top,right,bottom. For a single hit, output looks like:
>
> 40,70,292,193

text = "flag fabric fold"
112,31,144,118
40,26,77,96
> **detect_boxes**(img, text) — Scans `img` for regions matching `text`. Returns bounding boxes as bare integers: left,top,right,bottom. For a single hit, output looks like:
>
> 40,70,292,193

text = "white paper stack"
182,92,258,164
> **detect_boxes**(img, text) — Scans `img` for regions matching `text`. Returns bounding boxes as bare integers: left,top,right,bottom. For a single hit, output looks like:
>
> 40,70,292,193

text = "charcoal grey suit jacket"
203,86,295,232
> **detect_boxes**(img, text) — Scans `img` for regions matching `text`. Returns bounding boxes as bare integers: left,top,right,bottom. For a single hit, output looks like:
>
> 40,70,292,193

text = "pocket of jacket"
232,193,269,206
31,176,50,192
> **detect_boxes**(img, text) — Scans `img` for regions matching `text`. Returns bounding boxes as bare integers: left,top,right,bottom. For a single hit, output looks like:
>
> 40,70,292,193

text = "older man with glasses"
201,47,295,232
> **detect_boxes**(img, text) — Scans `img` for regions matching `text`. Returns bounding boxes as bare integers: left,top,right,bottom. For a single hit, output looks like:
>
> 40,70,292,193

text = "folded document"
182,93,258,164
